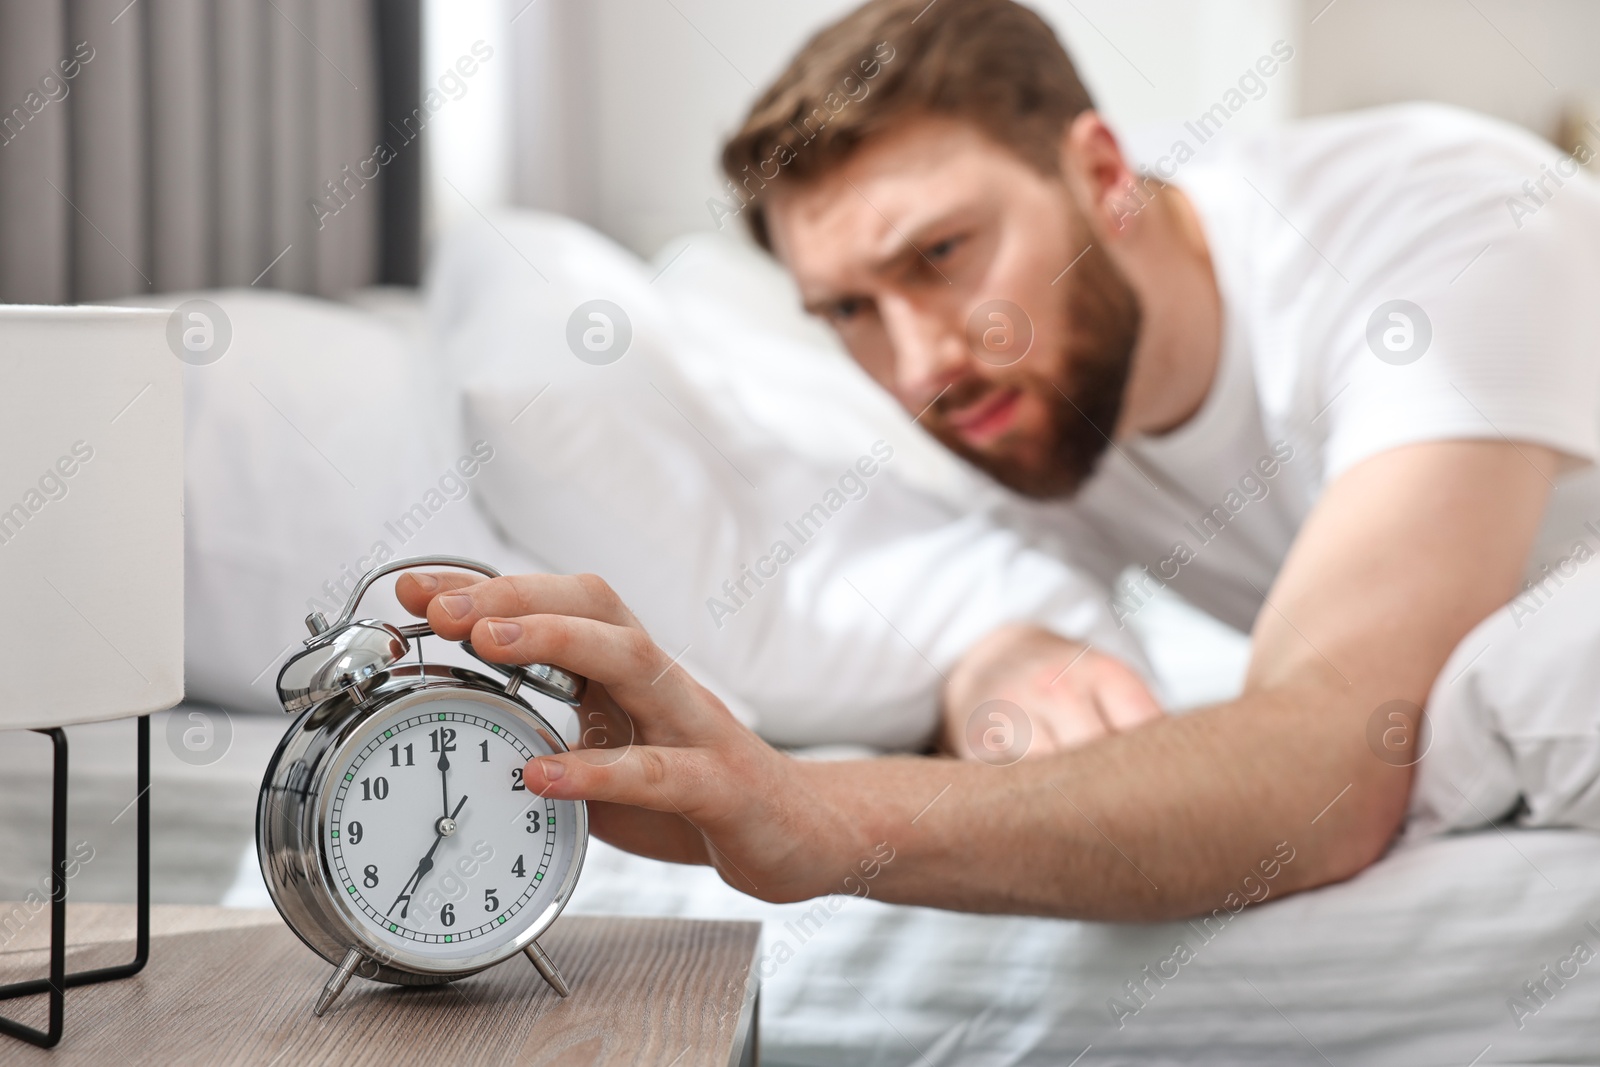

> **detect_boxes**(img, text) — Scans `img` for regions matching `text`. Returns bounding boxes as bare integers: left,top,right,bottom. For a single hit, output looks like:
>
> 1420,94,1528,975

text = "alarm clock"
258,555,589,1017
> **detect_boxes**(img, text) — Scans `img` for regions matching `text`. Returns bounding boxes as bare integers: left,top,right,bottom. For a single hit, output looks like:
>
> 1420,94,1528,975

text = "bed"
17,211,1594,1065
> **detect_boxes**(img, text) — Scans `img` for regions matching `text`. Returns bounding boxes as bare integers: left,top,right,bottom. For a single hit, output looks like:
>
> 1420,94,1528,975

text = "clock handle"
323,554,502,630
307,555,588,707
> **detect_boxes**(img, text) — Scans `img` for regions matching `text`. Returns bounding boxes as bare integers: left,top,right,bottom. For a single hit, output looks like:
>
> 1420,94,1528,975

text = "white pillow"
645,231,998,512
426,213,1144,749
121,289,552,716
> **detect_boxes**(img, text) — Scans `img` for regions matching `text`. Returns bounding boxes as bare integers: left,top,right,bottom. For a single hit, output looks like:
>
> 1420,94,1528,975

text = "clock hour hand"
386,794,468,917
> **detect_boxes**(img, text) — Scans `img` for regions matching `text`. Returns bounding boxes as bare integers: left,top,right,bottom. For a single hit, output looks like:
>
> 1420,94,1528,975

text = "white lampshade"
0,307,183,730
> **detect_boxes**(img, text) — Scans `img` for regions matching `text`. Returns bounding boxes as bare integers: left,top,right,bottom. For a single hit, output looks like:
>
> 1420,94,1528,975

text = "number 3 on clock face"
321,695,579,966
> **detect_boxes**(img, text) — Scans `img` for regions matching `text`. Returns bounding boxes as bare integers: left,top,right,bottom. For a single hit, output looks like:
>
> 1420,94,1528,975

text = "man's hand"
395,570,867,904
941,624,1162,759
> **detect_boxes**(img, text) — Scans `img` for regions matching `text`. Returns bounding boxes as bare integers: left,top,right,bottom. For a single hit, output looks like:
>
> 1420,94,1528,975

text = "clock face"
319,692,583,967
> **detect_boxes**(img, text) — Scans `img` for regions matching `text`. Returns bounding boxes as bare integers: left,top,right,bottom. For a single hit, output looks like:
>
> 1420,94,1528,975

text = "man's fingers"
525,746,709,815
425,572,638,639
394,571,483,617
1036,695,1111,750
471,613,653,681
1091,659,1165,731
469,612,708,725
1018,721,1062,760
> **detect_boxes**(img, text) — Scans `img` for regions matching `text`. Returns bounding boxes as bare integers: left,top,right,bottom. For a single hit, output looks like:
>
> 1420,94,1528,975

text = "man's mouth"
944,386,1022,446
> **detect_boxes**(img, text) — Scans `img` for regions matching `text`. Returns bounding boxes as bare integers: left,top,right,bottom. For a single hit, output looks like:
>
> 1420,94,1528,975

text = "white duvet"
1412,556,1600,839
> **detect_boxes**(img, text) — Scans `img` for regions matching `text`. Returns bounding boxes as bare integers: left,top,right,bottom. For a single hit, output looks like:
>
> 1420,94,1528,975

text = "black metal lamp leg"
0,715,151,1049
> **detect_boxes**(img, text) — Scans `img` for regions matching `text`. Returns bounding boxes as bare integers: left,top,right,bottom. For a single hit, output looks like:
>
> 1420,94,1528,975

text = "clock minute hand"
386,794,468,917
438,742,451,822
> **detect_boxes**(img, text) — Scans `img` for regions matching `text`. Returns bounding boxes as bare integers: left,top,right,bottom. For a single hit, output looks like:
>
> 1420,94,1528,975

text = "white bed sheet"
562,830,1600,1066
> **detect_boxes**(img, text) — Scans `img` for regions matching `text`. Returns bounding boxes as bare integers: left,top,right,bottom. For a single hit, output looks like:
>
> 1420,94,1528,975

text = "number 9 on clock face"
320,694,583,968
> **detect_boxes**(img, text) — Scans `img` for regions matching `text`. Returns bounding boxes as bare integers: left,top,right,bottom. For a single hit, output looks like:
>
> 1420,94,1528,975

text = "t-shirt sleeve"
1313,123,1600,480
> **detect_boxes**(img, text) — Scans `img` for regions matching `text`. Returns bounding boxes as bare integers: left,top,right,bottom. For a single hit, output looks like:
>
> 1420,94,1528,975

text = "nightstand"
0,905,759,1065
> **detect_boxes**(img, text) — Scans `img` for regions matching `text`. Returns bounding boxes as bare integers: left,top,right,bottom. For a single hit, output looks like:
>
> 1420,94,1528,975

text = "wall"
500,0,1298,256
427,0,1598,260
563,0,1299,254
1295,0,1600,141
421,0,514,245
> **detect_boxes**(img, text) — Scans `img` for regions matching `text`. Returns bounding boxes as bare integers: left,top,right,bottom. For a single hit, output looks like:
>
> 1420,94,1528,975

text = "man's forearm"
807,674,1411,920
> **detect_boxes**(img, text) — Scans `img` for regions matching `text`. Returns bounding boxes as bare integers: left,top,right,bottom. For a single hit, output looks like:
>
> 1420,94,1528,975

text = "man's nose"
879,296,970,407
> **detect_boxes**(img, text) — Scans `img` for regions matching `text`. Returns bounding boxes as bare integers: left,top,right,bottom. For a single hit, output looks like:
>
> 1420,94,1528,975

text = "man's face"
767,116,1140,498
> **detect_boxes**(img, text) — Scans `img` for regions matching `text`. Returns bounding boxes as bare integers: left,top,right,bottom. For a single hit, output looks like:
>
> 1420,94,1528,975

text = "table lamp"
0,306,184,1049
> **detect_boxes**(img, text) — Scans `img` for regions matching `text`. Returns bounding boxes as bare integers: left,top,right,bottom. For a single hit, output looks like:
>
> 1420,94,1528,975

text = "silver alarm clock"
257,555,589,1016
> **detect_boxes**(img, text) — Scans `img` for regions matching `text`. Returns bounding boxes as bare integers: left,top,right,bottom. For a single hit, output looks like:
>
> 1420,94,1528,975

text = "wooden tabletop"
0,905,760,1066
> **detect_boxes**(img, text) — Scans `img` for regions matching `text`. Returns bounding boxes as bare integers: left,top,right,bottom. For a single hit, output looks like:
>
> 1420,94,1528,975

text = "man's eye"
924,236,961,261
830,297,867,322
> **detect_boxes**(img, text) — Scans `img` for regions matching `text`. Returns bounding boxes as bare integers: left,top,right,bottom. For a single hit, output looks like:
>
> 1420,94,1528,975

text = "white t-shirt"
1037,103,1600,636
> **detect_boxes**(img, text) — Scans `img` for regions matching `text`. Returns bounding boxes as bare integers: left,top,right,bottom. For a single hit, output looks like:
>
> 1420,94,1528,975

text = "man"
401,0,1600,919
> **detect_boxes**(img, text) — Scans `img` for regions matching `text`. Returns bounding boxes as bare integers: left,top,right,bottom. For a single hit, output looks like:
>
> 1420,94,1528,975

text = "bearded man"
400,0,1600,920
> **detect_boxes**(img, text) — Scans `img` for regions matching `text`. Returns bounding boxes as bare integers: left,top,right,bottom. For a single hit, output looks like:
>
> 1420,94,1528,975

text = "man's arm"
397,439,1556,918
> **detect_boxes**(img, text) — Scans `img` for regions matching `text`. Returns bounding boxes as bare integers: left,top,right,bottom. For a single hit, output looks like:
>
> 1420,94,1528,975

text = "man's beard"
929,240,1141,499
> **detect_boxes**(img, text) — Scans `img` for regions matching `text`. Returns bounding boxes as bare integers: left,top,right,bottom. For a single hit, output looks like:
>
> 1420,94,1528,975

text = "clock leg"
313,947,366,1017
523,938,571,997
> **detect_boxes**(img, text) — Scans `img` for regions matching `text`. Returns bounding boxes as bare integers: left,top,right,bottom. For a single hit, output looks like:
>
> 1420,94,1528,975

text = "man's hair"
720,0,1095,249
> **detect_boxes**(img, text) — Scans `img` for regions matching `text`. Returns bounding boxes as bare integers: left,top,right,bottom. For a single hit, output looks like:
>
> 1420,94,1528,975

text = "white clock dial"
320,694,581,965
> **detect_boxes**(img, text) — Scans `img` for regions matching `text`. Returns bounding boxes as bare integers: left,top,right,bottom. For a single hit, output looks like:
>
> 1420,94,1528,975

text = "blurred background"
1,0,1598,905
1,0,1596,304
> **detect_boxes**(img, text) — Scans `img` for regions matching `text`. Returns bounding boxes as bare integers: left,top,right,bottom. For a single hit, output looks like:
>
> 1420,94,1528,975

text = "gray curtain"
0,0,383,304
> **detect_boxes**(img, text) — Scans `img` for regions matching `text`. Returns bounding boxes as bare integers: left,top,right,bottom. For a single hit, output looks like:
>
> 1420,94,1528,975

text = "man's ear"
1058,111,1142,239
